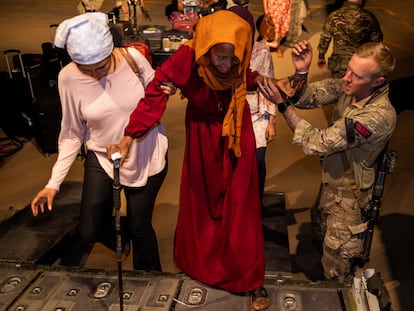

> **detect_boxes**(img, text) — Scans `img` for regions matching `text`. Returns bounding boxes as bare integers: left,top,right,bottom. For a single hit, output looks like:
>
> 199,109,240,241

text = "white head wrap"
54,12,114,65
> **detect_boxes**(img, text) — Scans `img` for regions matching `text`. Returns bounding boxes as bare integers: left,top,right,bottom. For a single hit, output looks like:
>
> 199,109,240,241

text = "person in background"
284,0,309,47
317,0,383,78
76,0,104,14
246,14,276,207
259,40,396,283
31,13,174,272
107,10,279,311
262,0,291,55
77,1,146,26
113,0,130,22
227,0,255,44
227,0,250,10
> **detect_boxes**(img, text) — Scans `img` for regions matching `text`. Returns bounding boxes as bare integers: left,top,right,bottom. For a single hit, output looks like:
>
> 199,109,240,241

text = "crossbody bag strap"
120,47,142,78
119,47,160,136
120,47,149,89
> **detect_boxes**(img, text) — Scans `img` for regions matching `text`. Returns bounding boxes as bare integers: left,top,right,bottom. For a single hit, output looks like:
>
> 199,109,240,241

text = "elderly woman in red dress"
107,10,270,310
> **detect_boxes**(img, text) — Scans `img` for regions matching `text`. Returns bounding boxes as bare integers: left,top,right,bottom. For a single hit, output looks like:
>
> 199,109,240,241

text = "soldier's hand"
318,54,326,68
292,40,312,73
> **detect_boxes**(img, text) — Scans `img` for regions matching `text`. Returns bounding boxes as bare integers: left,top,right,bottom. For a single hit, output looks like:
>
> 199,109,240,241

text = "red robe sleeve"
246,68,259,91
124,45,196,138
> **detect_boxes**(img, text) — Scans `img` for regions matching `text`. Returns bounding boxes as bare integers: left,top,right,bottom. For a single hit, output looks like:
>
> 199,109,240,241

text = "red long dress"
125,45,265,293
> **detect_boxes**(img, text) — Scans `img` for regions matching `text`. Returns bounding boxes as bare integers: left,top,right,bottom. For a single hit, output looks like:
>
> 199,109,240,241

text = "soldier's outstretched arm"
291,40,313,73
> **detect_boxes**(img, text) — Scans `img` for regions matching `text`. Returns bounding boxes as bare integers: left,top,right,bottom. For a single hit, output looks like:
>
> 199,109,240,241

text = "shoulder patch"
355,121,372,138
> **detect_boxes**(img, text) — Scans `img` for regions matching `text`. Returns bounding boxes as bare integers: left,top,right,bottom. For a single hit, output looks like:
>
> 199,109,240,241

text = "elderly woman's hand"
257,77,285,105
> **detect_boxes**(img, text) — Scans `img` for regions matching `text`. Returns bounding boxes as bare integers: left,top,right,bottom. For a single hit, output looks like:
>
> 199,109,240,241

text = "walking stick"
112,152,124,311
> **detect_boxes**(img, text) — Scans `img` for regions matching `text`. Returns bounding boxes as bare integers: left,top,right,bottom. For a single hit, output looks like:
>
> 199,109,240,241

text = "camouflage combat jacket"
292,78,396,191
317,1,383,77
77,0,104,14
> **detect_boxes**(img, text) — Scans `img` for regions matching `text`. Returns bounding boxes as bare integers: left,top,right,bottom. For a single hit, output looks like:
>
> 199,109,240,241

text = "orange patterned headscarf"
185,10,253,157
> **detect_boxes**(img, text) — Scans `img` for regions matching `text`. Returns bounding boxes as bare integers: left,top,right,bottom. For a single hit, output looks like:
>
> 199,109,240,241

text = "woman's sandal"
249,286,270,311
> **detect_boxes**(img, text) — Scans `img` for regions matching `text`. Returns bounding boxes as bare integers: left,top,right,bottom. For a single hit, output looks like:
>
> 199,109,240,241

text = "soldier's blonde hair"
355,42,396,79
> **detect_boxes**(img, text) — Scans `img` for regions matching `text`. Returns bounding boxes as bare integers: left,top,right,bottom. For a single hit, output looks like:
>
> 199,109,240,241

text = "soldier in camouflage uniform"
317,0,383,78
113,1,130,22
77,0,105,14
77,1,145,25
259,40,396,283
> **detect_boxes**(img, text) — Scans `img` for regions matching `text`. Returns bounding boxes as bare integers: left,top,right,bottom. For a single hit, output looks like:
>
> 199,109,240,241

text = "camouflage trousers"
311,184,368,283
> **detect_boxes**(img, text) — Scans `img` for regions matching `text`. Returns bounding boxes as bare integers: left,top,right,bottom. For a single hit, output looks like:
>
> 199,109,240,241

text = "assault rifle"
359,144,396,264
